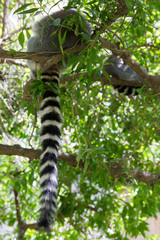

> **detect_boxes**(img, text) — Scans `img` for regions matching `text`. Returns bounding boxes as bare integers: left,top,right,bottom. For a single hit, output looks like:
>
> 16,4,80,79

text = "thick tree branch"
0,37,114,62
0,42,84,73
0,144,160,185
0,143,41,160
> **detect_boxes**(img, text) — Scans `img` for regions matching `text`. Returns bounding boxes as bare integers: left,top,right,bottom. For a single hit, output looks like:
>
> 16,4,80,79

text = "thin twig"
13,189,26,240
1,26,30,42
0,59,28,67
28,108,37,147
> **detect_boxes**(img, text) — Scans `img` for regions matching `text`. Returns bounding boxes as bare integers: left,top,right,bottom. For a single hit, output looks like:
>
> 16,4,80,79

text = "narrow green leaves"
14,3,33,14
14,4,38,15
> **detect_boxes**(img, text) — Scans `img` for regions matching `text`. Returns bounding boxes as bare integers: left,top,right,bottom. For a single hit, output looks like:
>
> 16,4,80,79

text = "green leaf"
61,30,67,45
125,0,133,10
8,217,16,226
58,29,62,45
103,69,111,81
8,49,17,54
53,18,61,26
34,10,42,16
18,31,25,47
26,29,31,40
86,59,92,77
14,3,33,14
18,8,39,15
79,15,87,32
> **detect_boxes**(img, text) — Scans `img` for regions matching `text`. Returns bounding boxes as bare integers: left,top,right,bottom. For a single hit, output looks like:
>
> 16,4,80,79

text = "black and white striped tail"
114,85,139,96
38,71,62,230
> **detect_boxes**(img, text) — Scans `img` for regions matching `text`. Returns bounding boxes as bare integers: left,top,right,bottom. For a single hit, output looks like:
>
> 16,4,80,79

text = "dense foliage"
0,0,160,239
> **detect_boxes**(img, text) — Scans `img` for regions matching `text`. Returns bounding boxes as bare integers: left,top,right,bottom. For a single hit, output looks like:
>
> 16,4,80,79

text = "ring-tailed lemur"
27,9,92,230
103,55,146,95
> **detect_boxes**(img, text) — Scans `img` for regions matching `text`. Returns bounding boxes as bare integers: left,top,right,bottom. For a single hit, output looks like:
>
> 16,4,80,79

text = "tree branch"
1,0,9,40
13,190,47,234
24,70,144,104
0,143,160,185
14,189,23,225
13,189,26,240
61,72,144,88
0,42,84,73
0,59,28,67
1,26,30,43
0,36,159,93
0,144,41,160
107,0,129,26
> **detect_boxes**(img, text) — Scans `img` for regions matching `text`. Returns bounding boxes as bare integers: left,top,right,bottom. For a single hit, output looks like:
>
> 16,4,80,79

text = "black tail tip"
37,219,52,232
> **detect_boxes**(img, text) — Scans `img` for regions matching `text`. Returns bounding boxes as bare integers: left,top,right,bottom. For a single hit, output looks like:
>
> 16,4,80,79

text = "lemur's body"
27,9,92,230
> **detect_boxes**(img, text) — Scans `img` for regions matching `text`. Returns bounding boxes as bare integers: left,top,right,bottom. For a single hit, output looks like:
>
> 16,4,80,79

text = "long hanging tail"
38,71,62,230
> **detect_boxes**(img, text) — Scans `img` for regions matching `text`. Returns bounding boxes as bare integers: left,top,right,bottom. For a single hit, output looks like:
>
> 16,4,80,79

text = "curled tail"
38,71,62,230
